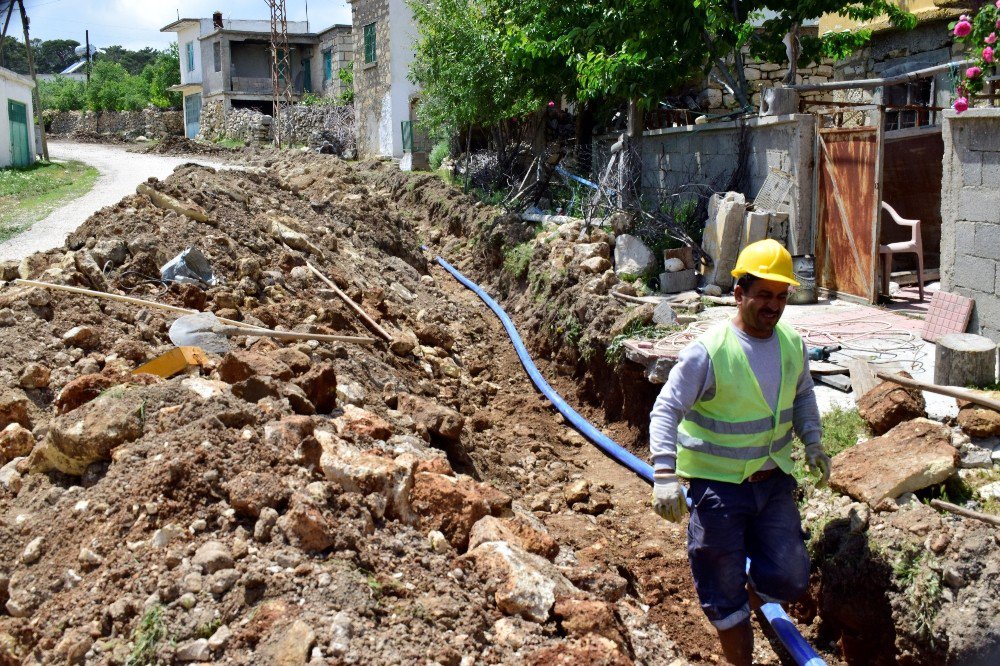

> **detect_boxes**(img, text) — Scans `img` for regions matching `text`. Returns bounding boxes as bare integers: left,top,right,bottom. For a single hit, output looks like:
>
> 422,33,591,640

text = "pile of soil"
130,137,240,157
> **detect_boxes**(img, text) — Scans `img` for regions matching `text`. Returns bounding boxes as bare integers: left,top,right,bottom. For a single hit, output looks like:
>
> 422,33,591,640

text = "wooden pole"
0,1,15,69
16,0,47,161
305,262,391,341
85,29,91,84
929,499,1000,528
874,369,1000,412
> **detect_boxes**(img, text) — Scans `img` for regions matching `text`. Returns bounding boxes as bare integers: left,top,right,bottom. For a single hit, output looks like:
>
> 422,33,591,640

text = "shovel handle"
214,325,375,345
874,370,1000,412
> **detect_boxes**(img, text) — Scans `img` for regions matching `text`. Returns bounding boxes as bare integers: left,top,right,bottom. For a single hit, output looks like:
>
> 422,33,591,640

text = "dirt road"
0,141,228,262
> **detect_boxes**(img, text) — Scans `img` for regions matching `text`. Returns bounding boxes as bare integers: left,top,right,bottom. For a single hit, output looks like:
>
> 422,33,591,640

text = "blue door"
7,100,31,167
184,93,202,139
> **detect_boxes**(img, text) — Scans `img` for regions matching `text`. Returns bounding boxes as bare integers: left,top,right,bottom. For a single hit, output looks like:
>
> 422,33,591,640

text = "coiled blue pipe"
433,254,826,666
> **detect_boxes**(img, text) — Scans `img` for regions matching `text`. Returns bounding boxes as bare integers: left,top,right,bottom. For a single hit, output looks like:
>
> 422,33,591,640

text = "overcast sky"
7,1,352,51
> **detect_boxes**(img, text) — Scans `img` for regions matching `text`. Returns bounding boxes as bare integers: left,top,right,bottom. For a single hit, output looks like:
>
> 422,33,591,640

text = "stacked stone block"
940,109,1000,341
48,109,183,138
351,0,392,157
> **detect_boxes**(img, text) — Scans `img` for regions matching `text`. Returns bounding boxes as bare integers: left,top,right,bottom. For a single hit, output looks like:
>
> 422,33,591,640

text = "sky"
5,0,352,51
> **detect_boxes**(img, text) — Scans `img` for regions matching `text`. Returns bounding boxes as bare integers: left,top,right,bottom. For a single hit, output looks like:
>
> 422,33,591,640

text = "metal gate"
184,93,202,139
814,126,883,302
7,100,31,167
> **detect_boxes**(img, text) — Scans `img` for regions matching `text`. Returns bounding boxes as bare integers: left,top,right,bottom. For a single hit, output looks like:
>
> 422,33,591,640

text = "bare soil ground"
0,150,996,665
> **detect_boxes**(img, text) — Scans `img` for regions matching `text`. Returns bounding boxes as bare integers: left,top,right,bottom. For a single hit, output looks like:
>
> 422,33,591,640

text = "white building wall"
387,0,419,159
0,68,37,167
177,23,206,85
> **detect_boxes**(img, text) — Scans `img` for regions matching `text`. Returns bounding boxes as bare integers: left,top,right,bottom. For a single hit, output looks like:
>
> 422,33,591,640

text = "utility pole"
266,0,293,148
16,0,48,160
1,1,15,69
85,29,91,83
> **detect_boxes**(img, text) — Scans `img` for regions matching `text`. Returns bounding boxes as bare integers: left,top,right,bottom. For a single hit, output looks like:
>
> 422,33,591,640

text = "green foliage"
792,406,867,484
39,76,86,112
503,242,534,279
195,618,222,640
606,319,676,365
85,60,149,111
553,311,584,348
429,140,450,171
892,545,942,640
338,66,355,104
99,45,161,75
0,160,99,243
144,44,182,109
126,606,166,666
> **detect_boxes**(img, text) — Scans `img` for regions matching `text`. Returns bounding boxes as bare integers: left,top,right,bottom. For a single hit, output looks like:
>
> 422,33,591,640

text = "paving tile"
922,291,974,342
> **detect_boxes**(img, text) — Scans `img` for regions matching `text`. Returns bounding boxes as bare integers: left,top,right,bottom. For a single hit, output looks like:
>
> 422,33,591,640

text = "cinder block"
660,269,698,293
973,222,1000,260
954,255,997,291
958,188,1000,224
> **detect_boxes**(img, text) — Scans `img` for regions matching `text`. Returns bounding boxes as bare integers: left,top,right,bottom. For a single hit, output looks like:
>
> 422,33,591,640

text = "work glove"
652,472,685,522
805,443,831,487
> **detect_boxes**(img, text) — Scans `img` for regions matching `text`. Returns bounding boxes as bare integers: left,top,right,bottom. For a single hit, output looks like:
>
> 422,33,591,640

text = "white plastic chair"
879,202,924,301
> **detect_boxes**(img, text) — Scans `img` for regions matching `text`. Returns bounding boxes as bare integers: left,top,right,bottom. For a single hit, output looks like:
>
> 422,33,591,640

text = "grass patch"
503,242,533,279
0,160,99,242
793,406,867,485
126,605,166,666
892,545,942,640
213,138,245,150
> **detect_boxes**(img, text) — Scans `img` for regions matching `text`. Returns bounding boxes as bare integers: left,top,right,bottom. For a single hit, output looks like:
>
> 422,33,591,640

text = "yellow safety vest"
676,322,803,483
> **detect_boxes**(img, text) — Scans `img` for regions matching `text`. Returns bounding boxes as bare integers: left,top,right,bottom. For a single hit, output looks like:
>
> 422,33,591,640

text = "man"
648,239,831,665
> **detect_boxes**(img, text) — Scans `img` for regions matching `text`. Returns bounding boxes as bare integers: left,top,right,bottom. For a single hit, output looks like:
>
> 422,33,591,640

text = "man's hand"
805,443,831,487
652,473,685,522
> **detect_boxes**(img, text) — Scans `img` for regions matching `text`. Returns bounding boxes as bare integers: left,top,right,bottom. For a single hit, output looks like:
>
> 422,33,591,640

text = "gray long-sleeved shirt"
649,322,822,473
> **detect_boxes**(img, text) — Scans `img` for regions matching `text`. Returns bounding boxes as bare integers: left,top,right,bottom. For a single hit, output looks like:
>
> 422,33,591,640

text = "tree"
99,45,160,75
34,38,80,73
85,60,150,111
0,34,29,73
143,43,181,109
38,75,86,111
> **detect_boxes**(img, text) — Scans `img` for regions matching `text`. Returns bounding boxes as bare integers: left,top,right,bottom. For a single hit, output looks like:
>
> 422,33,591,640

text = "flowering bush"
951,2,1000,112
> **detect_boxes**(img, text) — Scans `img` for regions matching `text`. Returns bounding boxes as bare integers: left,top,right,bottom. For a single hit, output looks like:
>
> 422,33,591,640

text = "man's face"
734,278,790,337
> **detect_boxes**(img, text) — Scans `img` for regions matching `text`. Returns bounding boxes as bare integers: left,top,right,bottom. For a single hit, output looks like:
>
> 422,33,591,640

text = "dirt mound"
131,136,240,157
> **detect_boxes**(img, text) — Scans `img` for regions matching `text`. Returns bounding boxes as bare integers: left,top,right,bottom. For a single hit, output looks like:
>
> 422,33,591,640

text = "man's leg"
686,479,754,666
745,473,811,606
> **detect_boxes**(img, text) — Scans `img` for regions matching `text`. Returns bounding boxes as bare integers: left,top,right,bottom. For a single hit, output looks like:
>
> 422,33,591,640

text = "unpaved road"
0,141,228,262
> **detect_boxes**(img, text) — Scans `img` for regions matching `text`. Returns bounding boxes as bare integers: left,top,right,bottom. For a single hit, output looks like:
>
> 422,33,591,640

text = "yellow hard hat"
731,239,800,286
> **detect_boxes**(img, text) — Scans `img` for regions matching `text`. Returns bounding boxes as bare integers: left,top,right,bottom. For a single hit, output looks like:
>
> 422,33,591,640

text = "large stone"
336,405,393,440
468,515,559,560
278,497,336,552
410,472,509,551
857,374,926,435
553,599,622,643
0,424,34,466
955,390,1000,437
62,326,100,350
702,192,746,290
260,620,316,666
175,638,211,662
293,362,337,414
218,350,292,383
574,242,611,262
463,541,578,622
830,419,958,507
54,374,117,413
29,392,145,475
192,541,234,574
18,363,50,390
317,430,413,520
396,394,465,441
389,329,419,356
0,390,31,430
416,323,455,351
613,234,656,277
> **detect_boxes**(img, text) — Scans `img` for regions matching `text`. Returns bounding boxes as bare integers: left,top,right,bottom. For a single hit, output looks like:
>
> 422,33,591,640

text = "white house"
1,66,36,168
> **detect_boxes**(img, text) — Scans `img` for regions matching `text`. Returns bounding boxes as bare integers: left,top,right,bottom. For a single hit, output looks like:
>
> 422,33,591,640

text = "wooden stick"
929,499,1000,528
874,369,1000,412
214,325,374,345
305,262,391,341
13,279,256,328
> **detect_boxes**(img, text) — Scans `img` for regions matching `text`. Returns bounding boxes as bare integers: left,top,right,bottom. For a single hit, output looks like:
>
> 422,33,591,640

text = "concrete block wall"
612,114,815,254
940,108,1000,341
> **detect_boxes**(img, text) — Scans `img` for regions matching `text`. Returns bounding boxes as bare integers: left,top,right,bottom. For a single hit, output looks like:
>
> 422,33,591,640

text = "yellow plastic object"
132,347,210,379
731,238,800,286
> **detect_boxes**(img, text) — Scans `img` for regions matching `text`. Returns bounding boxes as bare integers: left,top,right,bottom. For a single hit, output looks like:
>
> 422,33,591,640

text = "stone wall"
47,109,183,139
198,102,356,155
198,99,226,140
940,108,1000,341
352,0,392,157
697,47,834,111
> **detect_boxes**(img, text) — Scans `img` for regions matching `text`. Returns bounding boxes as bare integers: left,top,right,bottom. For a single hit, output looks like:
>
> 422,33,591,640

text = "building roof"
160,18,202,33
0,65,35,88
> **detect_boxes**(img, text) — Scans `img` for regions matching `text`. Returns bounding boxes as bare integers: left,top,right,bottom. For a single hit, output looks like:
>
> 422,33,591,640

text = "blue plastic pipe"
432,254,826,666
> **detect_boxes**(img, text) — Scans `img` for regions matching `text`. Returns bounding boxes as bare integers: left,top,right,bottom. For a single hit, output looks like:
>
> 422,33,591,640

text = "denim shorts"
686,472,810,630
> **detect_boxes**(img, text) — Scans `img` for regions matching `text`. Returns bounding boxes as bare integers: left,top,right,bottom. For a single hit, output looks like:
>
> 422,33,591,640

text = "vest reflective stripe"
676,322,803,483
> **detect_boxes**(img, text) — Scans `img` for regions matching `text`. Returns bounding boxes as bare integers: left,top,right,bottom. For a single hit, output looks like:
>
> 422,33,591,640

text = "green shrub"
429,140,450,171
503,242,533,279
338,67,354,104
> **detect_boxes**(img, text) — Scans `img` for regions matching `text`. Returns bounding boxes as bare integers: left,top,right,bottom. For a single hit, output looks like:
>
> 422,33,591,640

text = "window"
186,42,195,72
363,22,376,64
884,80,934,131
323,50,332,82
213,42,221,72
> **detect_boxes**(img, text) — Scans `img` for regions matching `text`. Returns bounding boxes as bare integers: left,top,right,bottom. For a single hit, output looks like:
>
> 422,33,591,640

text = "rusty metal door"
814,126,882,302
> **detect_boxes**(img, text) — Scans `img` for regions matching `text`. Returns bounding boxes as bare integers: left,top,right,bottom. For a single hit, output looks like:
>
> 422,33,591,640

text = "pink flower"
987,33,998,45
997,19,1000,30
955,19,973,37
954,97,969,113
967,66,983,78
985,46,996,63
996,1,1000,8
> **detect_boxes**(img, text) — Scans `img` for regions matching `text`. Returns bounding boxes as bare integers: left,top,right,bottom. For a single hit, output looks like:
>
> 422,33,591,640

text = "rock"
659,268,698,293
830,419,958,507
335,382,366,407
416,323,455,351
652,301,677,326
428,530,450,553
18,364,50,390
0,308,14,326
0,390,31,430
848,503,870,533
959,442,994,469
21,537,44,565
293,362,337,414
0,424,34,465
208,624,231,651
337,405,392,440
0,458,23,493
410,472,504,550
463,541,578,622
702,192,746,290
182,377,231,400
269,348,312,374
613,234,656,277
260,619,316,666
574,242,611,262
955,391,1000,437
74,251,108,291
151,524,185,548
468,515,559,560
978,481,1000,500
53,374,116,413
317,430,413,520
580,257,612,274
396,394,465,441
278,497,337,552
554,599,622,643
208,568,240,595
527,634,632,665
29,391,145,475
91,239,128,268
192,541,234,574
225,471,290,518
218,350,293,383
390,329,418,356
176,638,211,662
857,374,926,435
565,479,591,505
232,376,282,403
62,326,100,350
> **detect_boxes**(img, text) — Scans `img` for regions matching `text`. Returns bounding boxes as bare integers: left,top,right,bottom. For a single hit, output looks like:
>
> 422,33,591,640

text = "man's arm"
793,341,822,447
649,342,715,473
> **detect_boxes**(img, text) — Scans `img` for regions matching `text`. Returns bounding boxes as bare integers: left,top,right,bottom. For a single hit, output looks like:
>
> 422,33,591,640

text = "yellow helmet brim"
731,268,801,287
